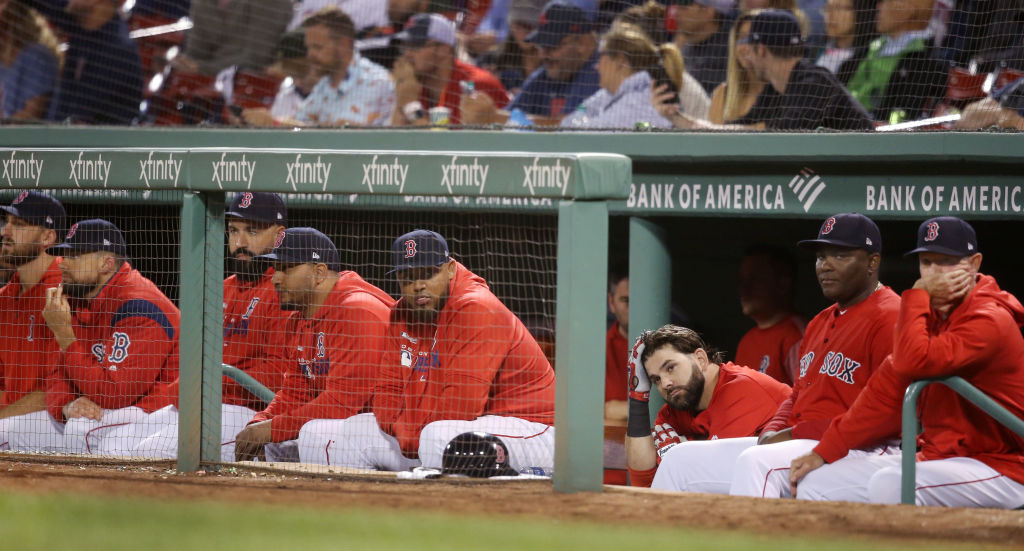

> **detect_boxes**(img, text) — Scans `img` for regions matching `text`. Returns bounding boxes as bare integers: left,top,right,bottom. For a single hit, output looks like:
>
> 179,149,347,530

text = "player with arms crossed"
652,213,900,494
312,230,556,472
135,192,292,460
626,325,791,488
0,191,66,450
233,227,394,462
790,217,1024,508
40,219,179,455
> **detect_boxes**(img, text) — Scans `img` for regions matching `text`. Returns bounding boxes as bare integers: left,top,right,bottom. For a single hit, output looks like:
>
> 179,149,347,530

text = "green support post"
177,191,224,471
628,218,671,419
554,200,609,493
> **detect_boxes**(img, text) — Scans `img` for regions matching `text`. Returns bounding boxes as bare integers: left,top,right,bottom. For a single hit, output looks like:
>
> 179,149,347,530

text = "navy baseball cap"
526,1,593,49
744,9,805,48
1,190,66,232
905,216,979,257
798,213,882,253
226,192,287,225
257,227,340,271
50,219,127,256
393,13,457,47
388,229,450,274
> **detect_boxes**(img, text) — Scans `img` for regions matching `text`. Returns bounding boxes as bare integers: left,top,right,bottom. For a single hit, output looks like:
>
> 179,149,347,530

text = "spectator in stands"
615,1,710,119
955,76,1024,130
172,0,292,76
657,10,874,130
708,11,766,123
845,0,947,123
667,0,736,95
941,0,1023,72
560,22,692,127
266,31,323,122
288,0,389,34
741,0,822,48
477,0,545,95
734,244,804,386
816,0,878,84
0,0,61,121
355,0,431,70
391,12,509,125
26,0,143,124
461,1,600,126
244,8,395,126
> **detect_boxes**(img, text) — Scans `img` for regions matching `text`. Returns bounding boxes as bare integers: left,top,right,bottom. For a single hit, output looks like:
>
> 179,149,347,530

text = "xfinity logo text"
361,155,408,193
2,151,43,187
68,152,111,188
286,154,332,191
522,158,571,196
211,153,256,189
138,151,182,188
441,156,489,195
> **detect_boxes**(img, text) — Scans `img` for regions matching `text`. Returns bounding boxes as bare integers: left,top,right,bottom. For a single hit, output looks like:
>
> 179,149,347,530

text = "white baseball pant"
132,404,258,461
651,437,757,493
0,410,66,452
797,454,1024,508
64,406,150,455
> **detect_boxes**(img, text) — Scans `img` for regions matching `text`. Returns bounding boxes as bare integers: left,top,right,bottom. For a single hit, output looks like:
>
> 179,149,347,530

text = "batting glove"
652,423,687,459
627,334,651,402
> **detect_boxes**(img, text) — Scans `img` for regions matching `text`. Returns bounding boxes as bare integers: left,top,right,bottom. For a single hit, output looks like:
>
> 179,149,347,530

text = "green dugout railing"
901,376,1024,504
0,146,631,493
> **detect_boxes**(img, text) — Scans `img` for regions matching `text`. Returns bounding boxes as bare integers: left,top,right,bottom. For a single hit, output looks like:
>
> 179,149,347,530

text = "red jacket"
605,322,628,403
734,314,805,385
47,263,179,420
251,271,394,442
629,362,792,487
419,59,509,125
814,275,1024,484
763,286,900,439
373,261,555,455
0,257,62,407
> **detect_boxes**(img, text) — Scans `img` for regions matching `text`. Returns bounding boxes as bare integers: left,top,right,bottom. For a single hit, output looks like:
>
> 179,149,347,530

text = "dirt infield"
2,455,1023,548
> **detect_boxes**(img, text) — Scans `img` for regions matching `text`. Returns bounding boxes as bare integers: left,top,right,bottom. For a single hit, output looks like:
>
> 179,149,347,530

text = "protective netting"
1,0,1021,131
0,189,558,476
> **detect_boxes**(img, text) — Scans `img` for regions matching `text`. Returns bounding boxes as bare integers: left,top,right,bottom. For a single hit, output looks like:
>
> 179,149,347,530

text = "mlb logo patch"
13,190,29,204
66,223,79,239
273,231,285,249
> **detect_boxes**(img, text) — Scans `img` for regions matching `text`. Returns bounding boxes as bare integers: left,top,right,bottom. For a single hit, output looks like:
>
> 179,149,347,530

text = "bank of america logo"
788,168,827,212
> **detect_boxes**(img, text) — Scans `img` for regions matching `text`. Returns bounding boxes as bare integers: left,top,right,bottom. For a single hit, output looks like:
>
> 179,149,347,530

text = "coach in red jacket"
790,217,1024,508
324,229,556,473
42,219,179,455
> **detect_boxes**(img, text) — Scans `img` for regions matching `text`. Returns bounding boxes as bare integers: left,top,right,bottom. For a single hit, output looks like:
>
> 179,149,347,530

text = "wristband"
403,101,426,122
627,398,653,438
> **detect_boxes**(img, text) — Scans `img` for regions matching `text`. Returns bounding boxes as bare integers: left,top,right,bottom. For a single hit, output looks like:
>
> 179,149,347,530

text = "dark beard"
226,251,268,283
666,368,705,414
0,242,42,268
402,294,448,325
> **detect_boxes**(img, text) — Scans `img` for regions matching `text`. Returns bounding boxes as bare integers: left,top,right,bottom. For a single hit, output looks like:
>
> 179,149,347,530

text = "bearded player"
0,191,66,450
625,325,791,488
651,213,900,495
135,192,292,460
301,229,556,472
233,227,394,462
38,219,179,455
790,217,1024,508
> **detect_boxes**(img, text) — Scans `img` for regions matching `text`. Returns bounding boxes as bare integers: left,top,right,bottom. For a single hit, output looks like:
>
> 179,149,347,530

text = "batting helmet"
441,432,519,478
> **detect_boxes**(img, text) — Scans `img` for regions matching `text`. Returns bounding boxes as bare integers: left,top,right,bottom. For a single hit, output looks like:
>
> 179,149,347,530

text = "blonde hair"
0,2,62,69
604,22,684,91
722,11,760,122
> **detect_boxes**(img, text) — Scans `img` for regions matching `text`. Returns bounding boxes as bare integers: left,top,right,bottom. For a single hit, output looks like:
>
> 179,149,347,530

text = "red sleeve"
707,376,791,439
813,356,904,462
479,74,509,109
46,363,76,420
628,466,657,488
371,321,404,437
393,300,508,452
250,365,315,430
762,385,796,433
268,302,388,442
891,289,1000,379
58,316,174,411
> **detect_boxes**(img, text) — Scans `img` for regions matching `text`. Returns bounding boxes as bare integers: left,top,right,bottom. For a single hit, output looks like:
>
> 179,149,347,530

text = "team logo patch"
798,351,814,380
239,192,253,208
13,190,28,204
821,216,836,235
758,355,770,373
925,221,939,242
404,239,417,259
66,223,78,240
495,444,506,464
273,231,285,249
819,351,861,385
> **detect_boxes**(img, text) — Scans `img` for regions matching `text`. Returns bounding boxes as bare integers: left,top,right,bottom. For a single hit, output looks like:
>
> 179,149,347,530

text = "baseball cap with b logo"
1,190,66,232
388,229,450,274
49,219,127,256
797,212,882,253
525,1,593,49
905,216,979,257
226,192,287,225
393,13,457,48
257,227,340,271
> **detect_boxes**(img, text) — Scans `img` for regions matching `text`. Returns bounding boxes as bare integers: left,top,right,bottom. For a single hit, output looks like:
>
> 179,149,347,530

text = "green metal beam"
628,218,671,419
201,192,225,465
177,192,204,472
554,199,609,493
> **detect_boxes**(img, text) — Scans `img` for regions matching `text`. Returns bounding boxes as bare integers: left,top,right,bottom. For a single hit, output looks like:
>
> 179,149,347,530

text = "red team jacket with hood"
46,263,180,421
0,258,62,407
814,275,1024,484
373,261,555,455
763,286,900,440
629,362,792,487
251,271,394,442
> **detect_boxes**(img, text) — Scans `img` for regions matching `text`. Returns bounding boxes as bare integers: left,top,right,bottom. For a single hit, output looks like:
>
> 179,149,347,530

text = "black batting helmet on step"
441,432,519,478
